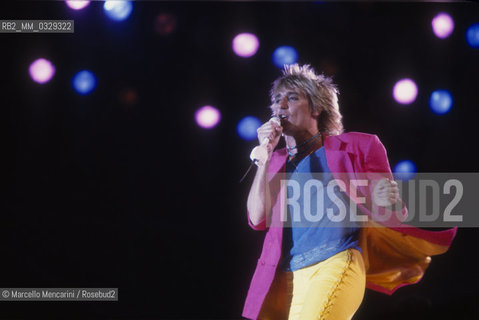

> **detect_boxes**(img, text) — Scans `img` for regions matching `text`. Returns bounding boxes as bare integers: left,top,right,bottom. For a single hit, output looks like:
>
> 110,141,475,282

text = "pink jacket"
242,132,457,320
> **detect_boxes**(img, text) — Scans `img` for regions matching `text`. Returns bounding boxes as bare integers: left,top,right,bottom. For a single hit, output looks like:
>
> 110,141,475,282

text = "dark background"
1,1,478,319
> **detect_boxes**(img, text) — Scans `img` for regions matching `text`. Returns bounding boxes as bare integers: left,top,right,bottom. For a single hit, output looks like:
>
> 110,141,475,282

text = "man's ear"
311,108,321,118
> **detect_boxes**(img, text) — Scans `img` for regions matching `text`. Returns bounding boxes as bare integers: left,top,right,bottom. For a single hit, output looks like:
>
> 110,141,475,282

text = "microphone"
249,116,281,166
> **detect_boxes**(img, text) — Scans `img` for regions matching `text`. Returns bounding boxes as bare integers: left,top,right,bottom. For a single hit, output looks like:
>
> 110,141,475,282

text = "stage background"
2,1,478,319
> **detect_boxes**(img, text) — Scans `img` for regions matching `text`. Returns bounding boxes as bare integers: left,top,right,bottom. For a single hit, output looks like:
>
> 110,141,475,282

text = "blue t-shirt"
281,146,361,271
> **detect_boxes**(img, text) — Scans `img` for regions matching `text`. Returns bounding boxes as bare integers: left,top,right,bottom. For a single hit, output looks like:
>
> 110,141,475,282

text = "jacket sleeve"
364,134,394,174
364,135,408,226
357,134,457,295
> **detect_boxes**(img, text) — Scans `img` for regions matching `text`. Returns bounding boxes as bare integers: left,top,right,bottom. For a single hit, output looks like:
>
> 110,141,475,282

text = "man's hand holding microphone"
246,116,283,226
250,117,283,166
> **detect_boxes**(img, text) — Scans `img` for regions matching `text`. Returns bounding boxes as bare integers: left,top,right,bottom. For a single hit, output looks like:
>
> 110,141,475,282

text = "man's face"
271,87,318,135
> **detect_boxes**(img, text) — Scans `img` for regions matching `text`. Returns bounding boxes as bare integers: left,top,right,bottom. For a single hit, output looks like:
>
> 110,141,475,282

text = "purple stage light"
65,1,90,10
432,12,454,39
393,78,418,105
29,58,55,84
195,106,221,129
232,33,259,58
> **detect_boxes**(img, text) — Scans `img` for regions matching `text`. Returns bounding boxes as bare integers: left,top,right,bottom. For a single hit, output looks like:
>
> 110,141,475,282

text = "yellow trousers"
258,249,366,320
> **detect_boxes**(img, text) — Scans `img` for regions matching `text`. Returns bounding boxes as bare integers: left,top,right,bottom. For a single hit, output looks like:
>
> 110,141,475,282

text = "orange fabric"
359,221,450,293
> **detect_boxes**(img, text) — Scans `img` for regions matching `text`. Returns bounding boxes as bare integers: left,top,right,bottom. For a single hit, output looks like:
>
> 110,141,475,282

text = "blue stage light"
466,23,479,48
237,116,262,141
429,90,453,115
393,160,417,181
103,1,133,22
72,70,97,95
272,46,298,68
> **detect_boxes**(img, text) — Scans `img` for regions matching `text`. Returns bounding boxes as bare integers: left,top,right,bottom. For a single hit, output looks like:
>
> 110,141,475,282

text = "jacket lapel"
324,134,359,197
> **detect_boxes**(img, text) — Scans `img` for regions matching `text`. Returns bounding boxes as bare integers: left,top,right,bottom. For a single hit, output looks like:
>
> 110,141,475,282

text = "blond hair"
270,64,343,136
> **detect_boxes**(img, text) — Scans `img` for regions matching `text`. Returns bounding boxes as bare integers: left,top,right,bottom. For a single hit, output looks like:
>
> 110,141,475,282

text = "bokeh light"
393,78,418,104
237,116,262,141
195,106,221,129
466,23,479,49
103,1,133,21
154,13,176,35
272,46,298,68
393,160,417,181
232,33,260,58
72,70,97,95
429,90,453,115
29,58,55,84
431,12,454,39
65,0,90,10
118,87,138,107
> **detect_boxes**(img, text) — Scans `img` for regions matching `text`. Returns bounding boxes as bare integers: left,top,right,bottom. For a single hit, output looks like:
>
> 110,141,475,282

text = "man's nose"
279,96,288,109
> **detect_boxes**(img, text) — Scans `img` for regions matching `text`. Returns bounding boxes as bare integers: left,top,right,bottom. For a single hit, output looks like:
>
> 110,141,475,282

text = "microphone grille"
270,116,281,125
